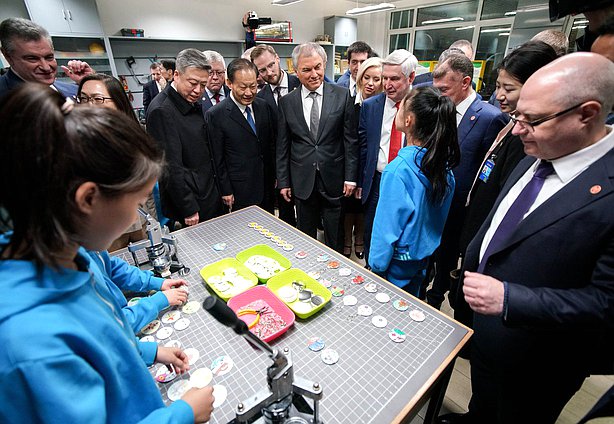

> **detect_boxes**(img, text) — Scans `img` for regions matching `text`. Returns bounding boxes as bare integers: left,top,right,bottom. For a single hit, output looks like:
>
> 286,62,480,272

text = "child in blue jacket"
0,85,214,424
369,86,460,296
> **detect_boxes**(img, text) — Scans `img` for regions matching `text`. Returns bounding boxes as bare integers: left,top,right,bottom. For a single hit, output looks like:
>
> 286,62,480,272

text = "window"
568,16,589,53
416,0,479,27
475,26,511,96
389,33,411,54
480,0,520,20
414,27,475,61
390,9,413,30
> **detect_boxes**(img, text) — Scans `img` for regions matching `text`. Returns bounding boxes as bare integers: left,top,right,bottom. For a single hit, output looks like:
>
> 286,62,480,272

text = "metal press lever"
203,296,323,424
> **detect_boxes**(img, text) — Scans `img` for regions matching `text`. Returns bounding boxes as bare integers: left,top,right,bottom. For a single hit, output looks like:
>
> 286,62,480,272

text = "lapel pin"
590,185,602,195
470,115,476,121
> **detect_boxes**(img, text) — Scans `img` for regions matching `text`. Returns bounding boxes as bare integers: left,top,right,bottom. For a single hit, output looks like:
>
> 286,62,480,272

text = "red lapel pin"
590,185,602,195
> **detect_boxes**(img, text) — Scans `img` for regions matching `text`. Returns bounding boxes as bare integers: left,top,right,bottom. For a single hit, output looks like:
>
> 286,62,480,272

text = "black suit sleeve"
343,90,359,183
204,108,232,197
276,97,291,189
143,84,152,113
146,106,199,218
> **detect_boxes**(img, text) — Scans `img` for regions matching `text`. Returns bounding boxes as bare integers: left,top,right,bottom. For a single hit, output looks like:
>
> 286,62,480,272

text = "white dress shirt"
156,80,163,93
480,126,614,261
230,92,256,127
456,91,477,126
349,77,357,97
205,87,226,105
270,70,290,104
377,96,401,172
301,83,324,133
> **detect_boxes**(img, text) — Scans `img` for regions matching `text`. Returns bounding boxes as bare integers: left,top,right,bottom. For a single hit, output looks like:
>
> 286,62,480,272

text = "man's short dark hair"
0,18,52,55
597,15,614,36
150,62,161,70
226,58,258,82
160,59,176,72
347,41,377,61
433,53,474,80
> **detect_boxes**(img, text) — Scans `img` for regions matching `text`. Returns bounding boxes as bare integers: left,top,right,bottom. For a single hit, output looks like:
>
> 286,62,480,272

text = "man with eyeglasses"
437,52,614,424
0,18,94,102
147,48,224,229
201,50,229,114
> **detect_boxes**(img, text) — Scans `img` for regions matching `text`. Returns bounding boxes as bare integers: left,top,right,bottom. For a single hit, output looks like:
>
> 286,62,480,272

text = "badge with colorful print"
307,270,321,280
167,380,191,402
393,299,410,311
389,328,406,343
164,339,182,349
155,364,177,383
320,278,332,288
212,242,227,251
371,315,387,328
128,297,142,306
295,250,308,259
364,282,378,293
211,355,234,376
307,337,326,352
409,309,426,322
357,304,373,316
320,348,339,365
376,292,390,303
173,317,191,331
248,222,258,228
316,254,329,262
351,275,365,285
282,243,294,251
182,301,201,314
141,319,161,335
327,261,340,269
161,310,181,324
330,286,345,297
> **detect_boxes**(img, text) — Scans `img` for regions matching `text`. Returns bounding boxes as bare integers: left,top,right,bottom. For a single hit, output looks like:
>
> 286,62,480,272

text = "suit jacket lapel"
458,98,481,146
227,100,256,136
316,83,334,142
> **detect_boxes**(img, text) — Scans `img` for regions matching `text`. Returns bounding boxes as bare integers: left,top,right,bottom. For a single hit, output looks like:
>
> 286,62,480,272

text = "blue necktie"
477,160,554,273
245,106,256,135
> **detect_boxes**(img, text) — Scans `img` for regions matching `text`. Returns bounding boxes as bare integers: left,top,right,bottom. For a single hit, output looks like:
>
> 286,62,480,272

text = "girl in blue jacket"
0,84,214,424
369,86,460,296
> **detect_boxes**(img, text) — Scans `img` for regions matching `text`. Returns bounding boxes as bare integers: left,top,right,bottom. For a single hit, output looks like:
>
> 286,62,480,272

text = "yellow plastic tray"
267,268,331,319
235,244,292,283
199,258,258,302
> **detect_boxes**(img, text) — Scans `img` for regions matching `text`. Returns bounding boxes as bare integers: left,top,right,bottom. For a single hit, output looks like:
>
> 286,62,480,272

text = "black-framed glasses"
77,95,114,105
510,102,585,132
209,70,226,77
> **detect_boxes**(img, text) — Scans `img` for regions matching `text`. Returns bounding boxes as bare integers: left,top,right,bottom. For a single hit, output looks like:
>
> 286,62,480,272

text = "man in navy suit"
359,49,417,263
201,50,230,114
142,62,165,114
206,58,276,213
427,53,507,308
251,44,301,226
336,41,376,97
438,52,614,424
0,18,93,102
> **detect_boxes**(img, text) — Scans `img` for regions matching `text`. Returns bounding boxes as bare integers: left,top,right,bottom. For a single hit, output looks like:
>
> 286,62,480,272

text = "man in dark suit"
206,58,276,213
0,18,93,102
277,42,359,252
336,41,376,97
147,48,223,228
142,62,165,114
359,49,417,263
251,44,301,226
427,53,508,308
201,50,230,115
438,52,614,424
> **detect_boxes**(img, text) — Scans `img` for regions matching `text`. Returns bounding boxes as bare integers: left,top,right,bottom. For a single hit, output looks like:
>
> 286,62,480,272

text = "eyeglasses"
510,102,585,132
209,70,225,77
77,95,114,105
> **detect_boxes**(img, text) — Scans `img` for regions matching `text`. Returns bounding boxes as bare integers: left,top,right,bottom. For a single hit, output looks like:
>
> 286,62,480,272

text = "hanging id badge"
478,158,495,182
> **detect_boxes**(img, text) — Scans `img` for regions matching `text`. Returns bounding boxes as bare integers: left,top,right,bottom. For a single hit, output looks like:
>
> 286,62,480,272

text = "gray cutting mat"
116,206,470,424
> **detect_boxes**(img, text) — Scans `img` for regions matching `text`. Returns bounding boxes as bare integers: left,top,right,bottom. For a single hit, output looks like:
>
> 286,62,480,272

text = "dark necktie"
308,91,319,141
273,86,282,104
477,160,555,273
213,92,221,104
388,102,402,163
245,106,257,135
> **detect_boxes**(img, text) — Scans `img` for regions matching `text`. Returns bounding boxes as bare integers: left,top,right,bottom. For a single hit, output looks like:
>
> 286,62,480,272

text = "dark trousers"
295,173,343,252
362,170,382,265
276,190,297,227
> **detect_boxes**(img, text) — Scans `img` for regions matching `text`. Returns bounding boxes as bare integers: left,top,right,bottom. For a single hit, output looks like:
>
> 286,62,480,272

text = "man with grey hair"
439,52,614,424
0,17,93,101
201,50,229,113
359,49,417,264
147,48,224,228
427,54,508,309
532,29,569,56
449,39,475,60
277,42,358,252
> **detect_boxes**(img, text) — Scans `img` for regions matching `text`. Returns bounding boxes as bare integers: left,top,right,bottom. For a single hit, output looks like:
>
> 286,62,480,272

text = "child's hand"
182,386,215,423
163,288,188,306
156,346,190,374
161,278,188,291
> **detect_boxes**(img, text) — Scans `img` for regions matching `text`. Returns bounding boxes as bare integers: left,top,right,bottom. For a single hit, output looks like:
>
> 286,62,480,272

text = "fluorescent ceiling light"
272,0,305,5
421,17,464,25
455,25,475,31
574,19,589,24
346,3,395,16
572,25,588,30
498,32,510,36
480,27,511,33
504,11,517,16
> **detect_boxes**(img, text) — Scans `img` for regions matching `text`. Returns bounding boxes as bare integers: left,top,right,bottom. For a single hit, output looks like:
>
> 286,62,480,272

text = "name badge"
478,159,495,183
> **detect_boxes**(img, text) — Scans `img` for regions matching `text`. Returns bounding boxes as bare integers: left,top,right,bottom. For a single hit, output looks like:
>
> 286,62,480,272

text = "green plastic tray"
199,258,258,302
267,268,331,319
235,244,292,283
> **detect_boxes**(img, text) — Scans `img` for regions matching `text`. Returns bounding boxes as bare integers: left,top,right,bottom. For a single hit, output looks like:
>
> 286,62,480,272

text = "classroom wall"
95,0,358,43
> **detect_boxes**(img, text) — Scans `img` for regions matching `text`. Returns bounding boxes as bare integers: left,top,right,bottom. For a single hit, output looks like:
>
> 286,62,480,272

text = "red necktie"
388,101,402,163
213,93,221,104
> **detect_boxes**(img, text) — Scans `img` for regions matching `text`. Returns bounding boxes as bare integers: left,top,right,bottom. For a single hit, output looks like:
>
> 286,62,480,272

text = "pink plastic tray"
227,285,295,343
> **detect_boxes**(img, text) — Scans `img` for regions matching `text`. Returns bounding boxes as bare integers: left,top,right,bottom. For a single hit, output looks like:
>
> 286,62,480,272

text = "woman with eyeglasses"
453,41,558,323
77,74,157,251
